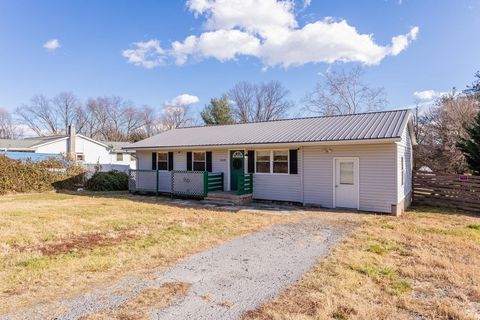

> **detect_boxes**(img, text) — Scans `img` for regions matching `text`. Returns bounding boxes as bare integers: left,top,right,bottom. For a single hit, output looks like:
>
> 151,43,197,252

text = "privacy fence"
413,171,480,212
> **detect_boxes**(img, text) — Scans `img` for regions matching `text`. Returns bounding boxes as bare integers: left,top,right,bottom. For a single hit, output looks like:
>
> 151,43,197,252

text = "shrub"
0,155,85,194
85,170,128,191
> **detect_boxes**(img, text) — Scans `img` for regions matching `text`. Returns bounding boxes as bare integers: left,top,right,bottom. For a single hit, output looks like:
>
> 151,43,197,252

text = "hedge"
85,170,129,191
0,155,86,194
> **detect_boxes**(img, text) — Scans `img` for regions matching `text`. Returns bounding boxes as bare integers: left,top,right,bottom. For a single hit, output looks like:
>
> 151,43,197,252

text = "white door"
334,158,358,209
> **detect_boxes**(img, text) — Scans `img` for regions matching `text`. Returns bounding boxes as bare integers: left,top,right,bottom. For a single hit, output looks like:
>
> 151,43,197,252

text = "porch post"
203,171,209,197
156,169,159,197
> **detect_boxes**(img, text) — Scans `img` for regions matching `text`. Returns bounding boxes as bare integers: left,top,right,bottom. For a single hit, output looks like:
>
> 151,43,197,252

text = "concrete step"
205,192,252,205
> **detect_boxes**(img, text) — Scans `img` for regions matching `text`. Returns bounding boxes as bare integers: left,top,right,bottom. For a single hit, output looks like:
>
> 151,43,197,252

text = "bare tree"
228,80,292,123
16,95,60,135
414,94,480,173
0,108,22,139
160,104,193,130
304,66,387,115
52,92,82,133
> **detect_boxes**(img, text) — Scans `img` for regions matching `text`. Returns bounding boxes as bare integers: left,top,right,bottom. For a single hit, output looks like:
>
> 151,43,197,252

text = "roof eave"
123,137,401,151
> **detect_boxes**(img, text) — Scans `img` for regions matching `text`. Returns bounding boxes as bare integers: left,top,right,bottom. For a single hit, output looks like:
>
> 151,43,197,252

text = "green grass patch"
467,224,480,230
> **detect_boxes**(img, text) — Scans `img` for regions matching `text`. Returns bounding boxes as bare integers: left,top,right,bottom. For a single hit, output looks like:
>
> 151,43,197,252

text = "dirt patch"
81,282,191,320
14,229,142,256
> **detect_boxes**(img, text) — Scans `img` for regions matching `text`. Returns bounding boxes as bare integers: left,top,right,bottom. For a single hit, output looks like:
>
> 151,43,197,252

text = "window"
76,154,84,161
339,162,354,185
193,152,206,171
401,156,404,186
116,153,123,161
255,150,289,174
157,152,168,171
273,150,288,173
255,151,271,173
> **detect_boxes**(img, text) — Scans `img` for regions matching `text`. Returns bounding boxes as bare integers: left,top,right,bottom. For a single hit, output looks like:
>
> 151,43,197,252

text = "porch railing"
205,172,224,195
237,173,253,195
128,169,224,198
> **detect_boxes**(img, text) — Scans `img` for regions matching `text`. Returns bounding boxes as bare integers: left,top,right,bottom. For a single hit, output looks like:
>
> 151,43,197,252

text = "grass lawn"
244,206,480,320
0,192,299,315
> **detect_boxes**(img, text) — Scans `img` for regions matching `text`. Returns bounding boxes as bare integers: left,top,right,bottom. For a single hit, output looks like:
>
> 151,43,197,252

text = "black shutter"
289,149,298,174
186,152,192,171
151,152,157,170
168,152,174,171
206,151,212,172
247,150,255,173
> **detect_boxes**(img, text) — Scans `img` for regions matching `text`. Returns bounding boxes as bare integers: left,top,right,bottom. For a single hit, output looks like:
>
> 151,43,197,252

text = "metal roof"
126,109,412,149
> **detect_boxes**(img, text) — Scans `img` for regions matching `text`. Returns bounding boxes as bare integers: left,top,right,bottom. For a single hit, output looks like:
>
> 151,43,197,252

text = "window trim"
254,150,290,175
76,153,85,162
116,153,124,162
192,151,206,172
156,152,169,171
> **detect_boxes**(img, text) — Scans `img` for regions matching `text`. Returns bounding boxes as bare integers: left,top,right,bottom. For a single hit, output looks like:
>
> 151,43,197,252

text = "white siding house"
126,110,416,215
0,126,136,172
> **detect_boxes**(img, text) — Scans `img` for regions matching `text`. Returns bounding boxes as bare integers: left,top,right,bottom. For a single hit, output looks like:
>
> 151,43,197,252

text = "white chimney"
67,124,76,161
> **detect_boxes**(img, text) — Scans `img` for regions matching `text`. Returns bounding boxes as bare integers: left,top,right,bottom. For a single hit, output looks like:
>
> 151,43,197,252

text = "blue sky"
0,0,479,117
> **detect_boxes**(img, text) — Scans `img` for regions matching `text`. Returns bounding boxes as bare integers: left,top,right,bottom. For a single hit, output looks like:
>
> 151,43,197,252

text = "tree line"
1,67,386,141
2,66,480,175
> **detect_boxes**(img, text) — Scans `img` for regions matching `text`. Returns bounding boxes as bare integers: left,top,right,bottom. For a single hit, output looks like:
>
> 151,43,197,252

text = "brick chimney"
67,124,76,161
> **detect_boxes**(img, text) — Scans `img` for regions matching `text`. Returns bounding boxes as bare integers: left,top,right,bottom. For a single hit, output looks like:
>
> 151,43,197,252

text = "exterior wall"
35,139,68,154
395,125,413,214
35,136,135,172
135,143,404,214
303,143,397,213
251,148,302,203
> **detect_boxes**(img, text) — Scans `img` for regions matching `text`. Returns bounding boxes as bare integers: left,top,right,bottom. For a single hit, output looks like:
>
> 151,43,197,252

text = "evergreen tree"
200,95,235,125
457,111,480,175
464,71,480,100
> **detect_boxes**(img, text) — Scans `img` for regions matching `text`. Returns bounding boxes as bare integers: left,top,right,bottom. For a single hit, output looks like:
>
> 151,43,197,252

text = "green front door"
230,150,244,190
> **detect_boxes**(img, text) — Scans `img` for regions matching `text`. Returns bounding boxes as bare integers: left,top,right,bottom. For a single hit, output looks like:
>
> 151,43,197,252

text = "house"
124,109,416,215
0,125,136,172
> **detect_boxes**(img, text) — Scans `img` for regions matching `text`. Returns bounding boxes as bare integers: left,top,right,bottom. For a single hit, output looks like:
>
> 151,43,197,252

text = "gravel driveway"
2,218,353,320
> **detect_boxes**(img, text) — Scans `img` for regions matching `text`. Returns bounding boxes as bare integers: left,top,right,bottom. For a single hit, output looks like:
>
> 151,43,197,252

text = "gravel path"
2,219,353,320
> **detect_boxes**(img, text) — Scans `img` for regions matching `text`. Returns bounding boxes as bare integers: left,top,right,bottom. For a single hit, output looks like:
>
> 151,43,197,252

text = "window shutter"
168,152,174,171
186,152,192,171
247,150,255,173
289,149,298,174
151,152,157,170
206,151,212,172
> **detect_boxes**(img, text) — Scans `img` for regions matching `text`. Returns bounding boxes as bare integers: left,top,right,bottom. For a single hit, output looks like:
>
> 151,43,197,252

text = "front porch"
128,169,253,200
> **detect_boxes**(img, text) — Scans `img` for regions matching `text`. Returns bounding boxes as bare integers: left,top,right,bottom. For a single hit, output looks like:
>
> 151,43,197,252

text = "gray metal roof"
125,109,412,149
0,136,66,150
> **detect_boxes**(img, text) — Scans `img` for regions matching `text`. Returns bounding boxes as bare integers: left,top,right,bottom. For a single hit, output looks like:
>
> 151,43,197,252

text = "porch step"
205,191,252,205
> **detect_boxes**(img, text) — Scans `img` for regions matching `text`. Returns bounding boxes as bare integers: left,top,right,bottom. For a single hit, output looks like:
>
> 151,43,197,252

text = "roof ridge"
174,109,410,130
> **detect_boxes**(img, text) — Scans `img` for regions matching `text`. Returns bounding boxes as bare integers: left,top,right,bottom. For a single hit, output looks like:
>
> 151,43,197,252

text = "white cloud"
122,39,166,69
124,0,419,69
172,29,261,64
165,94,200,106
413,90,448,101
43,39,61,51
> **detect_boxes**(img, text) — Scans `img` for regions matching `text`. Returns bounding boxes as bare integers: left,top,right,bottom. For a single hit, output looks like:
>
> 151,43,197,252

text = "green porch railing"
204,172,224,196
237,173,253,195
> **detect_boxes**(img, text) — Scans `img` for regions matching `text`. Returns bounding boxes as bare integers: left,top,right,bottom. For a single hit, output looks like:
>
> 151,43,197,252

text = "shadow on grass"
410,203,479,218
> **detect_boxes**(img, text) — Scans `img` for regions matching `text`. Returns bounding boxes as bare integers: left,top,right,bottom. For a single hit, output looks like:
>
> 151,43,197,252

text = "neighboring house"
0,125,136,172
125,109,416,215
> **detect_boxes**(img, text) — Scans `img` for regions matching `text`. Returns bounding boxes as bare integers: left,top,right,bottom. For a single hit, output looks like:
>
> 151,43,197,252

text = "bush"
85,170,128,191
0,155,85,194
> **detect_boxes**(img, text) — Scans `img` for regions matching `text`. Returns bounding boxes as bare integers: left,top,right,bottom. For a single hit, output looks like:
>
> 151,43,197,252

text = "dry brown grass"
82,282,191,320
243,206,480,320
0,192,300,314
